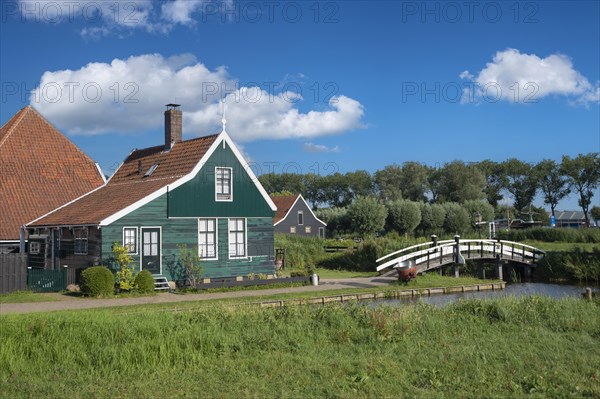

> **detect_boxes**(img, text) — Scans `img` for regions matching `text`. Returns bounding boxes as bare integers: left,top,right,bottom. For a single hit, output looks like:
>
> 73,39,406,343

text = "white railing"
376,239,545,272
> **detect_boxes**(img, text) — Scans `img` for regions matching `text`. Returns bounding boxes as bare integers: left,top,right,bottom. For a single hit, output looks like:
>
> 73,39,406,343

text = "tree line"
259,153,600,235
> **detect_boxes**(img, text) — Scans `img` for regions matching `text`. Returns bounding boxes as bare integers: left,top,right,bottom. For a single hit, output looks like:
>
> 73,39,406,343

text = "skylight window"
144,164,158,177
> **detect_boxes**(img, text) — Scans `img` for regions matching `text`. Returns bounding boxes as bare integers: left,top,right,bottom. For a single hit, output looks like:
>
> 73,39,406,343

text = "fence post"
453,235,462,278
63,265,68,289
27,267,32,290
495,255,503,280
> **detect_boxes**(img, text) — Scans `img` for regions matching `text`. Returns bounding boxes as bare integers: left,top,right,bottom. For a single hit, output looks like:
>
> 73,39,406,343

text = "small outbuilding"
271,194,326,238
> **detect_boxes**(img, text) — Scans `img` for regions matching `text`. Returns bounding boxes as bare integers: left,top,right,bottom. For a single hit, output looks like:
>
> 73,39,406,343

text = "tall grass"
1,297,598,398
497,227,600,243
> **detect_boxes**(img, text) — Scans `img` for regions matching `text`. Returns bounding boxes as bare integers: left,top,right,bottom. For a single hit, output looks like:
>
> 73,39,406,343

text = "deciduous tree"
386,200,421,236
536,159,571,217
561,153,600,226
502,158,538,213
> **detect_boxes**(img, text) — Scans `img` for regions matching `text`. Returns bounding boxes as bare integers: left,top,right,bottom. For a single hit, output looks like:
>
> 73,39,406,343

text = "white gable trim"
94,163,107,184
105,148,135,184
273,194,327,227
222,132,277,211
99,131,276,226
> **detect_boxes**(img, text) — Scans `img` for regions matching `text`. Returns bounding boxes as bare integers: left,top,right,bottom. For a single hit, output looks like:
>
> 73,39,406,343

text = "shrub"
314,207,351,237
386,200,421,235
347,196,387,236
134,270,155,293
462,200,495,225
178,244,204,288
111,242,134,291
442,202,470,235
80,266,114,297
418,202,446,235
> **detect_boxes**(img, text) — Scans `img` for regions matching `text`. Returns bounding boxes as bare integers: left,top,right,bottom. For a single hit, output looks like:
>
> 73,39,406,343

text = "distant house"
27,105,277,281
0,106,105,254
271,194,326,238
553,210,591,228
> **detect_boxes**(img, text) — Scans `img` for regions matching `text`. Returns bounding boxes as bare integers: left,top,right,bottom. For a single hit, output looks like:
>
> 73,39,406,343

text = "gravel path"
0,276,397,315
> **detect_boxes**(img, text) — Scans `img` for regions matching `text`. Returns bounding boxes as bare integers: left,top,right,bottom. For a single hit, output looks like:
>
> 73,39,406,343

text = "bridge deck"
377,239,545,273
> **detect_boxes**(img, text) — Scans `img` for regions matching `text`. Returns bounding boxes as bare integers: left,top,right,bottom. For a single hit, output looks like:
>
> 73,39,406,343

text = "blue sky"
1,0,599,210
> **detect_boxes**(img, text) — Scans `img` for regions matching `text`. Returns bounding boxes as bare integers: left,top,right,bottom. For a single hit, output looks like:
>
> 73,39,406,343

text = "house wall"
167,143,273,217
101,142,275,280
28,227,101,271
275,199,326,237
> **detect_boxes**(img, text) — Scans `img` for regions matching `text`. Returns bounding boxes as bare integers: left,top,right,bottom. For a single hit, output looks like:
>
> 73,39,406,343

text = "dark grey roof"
554,210,587,220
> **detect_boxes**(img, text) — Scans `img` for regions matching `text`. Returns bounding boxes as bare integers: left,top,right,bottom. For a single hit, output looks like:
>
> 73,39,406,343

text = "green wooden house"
27,105,277,282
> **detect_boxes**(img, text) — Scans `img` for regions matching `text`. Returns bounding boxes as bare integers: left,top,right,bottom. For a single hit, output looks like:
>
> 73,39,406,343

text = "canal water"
374,283,591,307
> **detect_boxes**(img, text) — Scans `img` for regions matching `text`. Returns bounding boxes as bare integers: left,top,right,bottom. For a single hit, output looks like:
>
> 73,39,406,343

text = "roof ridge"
108,175,186,186
0,106,31,149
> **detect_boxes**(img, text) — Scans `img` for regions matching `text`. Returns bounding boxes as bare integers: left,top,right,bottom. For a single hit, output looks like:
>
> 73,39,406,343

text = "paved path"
0,276,397,315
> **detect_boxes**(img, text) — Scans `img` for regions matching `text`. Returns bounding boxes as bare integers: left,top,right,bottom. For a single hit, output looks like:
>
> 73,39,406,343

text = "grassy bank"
1,296,598,398
0,291,59,304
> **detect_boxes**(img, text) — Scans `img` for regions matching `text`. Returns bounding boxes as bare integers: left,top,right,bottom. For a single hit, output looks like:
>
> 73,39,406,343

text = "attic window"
144,164,159,177
215,167,232,201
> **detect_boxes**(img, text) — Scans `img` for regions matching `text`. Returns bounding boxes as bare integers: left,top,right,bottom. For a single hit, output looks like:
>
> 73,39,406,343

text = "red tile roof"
29,134,219,227
0,106,105,240
270,195,299,224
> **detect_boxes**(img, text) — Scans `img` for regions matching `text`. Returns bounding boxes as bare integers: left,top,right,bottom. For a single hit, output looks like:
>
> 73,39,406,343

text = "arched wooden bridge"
376,236,546,277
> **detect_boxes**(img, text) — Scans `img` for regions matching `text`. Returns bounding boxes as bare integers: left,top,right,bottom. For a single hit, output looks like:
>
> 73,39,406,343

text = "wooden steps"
152,274,170,291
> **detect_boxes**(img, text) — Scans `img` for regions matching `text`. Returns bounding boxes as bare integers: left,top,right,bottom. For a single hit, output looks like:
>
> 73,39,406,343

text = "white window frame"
228,218,247,259
290,226,296,234
122,227,138,255
29,241,41,254
215,167,233,202
198,218,218,260
74,227,88,255
305,226,312,234
298,211,304,225
319,227,325,239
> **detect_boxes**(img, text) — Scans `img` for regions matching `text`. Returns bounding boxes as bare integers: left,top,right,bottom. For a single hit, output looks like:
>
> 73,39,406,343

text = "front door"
141,228,161,274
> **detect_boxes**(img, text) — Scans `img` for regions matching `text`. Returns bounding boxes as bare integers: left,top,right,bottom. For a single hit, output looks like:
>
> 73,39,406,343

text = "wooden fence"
27,267,68,292
0,254,28,294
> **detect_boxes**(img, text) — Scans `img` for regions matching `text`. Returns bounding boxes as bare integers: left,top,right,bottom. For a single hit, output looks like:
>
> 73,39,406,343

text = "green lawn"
0,291,59,304
112,274,498,313
1,296,598,398
0,274,496,309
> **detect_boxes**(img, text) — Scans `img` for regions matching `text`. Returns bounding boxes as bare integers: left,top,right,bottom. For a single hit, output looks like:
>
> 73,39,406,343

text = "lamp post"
473,211,482,239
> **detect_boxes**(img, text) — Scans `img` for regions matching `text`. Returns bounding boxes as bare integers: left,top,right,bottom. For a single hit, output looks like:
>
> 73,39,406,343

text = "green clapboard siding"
101,193,275,280
167,142,274,217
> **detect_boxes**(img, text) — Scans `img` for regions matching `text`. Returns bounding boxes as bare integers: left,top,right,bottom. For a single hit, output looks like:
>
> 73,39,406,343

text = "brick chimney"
164,104,182,150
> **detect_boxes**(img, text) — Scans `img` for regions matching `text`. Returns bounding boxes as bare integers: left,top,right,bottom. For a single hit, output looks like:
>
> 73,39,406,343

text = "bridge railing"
376,239,546,272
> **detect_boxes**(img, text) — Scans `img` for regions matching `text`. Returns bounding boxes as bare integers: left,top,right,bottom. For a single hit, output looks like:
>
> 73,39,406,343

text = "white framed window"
215,167,233,201
228,218,246,258
298,211,304,225
123,227,138,255
305,226,312,234
74,227,88,255
290,226,296,234
319,227,325,239
198,218,218,260
29,242,41,254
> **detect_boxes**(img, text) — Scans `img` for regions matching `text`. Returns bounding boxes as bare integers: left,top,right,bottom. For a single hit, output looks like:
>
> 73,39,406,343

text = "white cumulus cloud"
303,143,340,153
460,48,599,105
30,53,365,142
14,0,233,36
